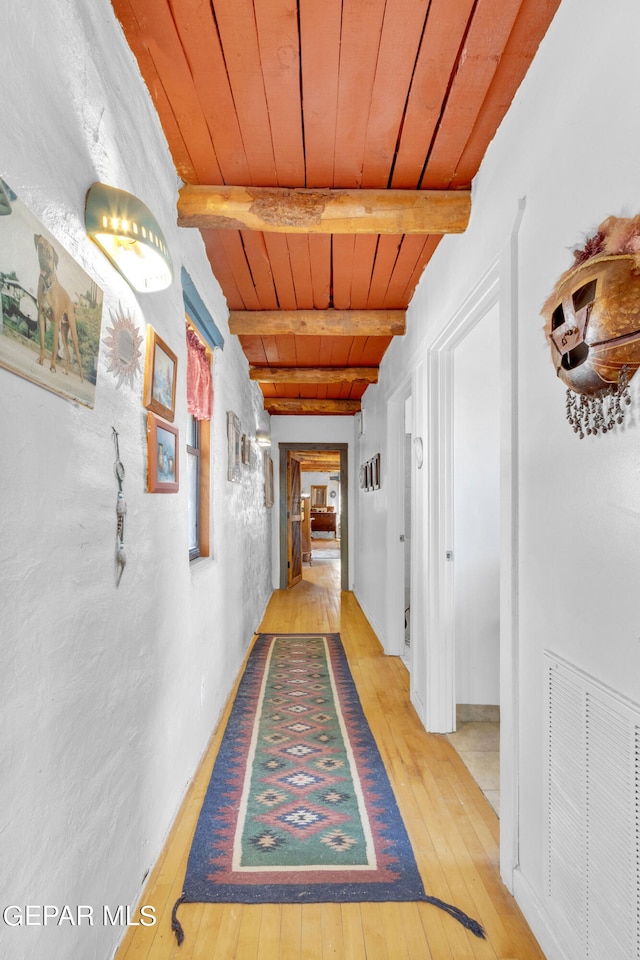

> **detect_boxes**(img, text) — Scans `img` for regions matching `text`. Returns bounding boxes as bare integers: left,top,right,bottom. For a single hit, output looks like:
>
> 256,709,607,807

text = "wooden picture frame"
241,433,252,465
310,484,327,506
264,451,274,507
373,452,381,490
360,453,381,492
227,411,241,482
143,325,177,422
147,412,179,493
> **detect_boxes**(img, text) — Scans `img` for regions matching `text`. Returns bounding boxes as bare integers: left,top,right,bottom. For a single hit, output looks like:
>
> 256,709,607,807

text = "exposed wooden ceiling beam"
300,459,341,472
178,185,471,235
264,398,361,415
230,309,405,337
250,365,378,384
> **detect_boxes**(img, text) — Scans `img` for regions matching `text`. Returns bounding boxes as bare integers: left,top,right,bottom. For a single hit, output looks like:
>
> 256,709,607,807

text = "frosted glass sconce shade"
85,182,173,292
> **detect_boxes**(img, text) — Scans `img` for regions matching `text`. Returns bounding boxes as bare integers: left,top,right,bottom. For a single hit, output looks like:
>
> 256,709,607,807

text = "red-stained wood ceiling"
112,0,561,415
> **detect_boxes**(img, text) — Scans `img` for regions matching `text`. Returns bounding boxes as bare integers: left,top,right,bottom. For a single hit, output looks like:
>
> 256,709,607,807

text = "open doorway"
279,443,349,591
447,302,501,816
424,256,520,877
385,375,420,672
402,396,413,672
303,467,341,572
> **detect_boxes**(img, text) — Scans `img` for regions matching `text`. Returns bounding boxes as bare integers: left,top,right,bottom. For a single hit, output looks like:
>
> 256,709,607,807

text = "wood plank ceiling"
112,0,561,415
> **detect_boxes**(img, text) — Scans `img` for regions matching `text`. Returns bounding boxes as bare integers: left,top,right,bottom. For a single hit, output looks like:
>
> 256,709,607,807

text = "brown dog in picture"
34,234,83,381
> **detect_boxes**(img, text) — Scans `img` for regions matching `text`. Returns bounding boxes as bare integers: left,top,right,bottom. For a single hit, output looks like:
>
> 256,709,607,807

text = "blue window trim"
181,267,224,350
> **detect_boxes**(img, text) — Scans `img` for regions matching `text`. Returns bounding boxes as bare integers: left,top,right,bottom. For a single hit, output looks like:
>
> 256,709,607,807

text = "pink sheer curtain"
186,326,213,420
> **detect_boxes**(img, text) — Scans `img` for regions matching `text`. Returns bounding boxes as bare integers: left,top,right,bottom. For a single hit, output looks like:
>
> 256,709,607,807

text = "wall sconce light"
256,430,271,447
85,182,173,292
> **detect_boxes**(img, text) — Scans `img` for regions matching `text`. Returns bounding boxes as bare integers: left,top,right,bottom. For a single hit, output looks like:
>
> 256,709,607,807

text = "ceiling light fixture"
85,182,173,293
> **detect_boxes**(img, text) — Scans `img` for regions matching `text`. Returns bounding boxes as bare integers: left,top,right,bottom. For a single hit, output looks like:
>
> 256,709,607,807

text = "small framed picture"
373,453,381,490
264,452,274,507
143,325,177,422
227,411,241,482
147,412,179,493
241,434,251,465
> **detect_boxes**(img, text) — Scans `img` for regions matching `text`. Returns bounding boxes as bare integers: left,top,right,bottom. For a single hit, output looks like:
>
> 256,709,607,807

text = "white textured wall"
0,4,271,959
355,0,640,955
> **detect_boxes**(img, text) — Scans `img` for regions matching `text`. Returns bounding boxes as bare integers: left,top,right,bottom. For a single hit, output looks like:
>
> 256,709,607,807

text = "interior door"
287,452,303,587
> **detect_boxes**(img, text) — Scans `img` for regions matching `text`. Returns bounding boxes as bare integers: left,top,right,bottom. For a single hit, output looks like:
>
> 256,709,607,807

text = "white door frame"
425,267,500,734
277,443,350,591
386,383,410,659
424,204,523,888
386,369,426,717
386,377,414,637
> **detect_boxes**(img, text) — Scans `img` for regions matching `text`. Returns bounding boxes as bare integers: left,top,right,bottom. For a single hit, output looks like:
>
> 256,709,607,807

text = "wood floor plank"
321,901,344,958
257,903,281,958
360,902,389,959
380,901,412,960
228,905,258,960
280,904,302,960
113,560,546,960
300,903,324,959
340,903,366,960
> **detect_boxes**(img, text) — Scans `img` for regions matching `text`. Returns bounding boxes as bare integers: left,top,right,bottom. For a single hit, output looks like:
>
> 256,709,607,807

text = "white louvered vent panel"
544,653,640,960
585,695,635,959
546,660,586,943
636,725,640,958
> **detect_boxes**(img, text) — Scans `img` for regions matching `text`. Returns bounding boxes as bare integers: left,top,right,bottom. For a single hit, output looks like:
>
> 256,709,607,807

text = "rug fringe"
425,895,486,939
171,894,186,946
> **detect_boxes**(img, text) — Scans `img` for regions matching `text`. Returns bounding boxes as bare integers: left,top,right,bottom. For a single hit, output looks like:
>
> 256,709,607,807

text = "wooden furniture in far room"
311,505,336,535
301,499,312,564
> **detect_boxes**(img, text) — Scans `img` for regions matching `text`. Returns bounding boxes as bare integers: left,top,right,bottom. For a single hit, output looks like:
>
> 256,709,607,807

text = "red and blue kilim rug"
172,633,484,944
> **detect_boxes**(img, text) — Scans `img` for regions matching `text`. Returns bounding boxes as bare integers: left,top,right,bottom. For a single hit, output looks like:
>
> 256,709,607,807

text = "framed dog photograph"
0,178,104,407
143,325,177,422
147,412,179,493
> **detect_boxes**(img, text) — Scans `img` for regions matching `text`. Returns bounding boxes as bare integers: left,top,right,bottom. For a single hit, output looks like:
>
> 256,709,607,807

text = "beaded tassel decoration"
565,365,632,438
112,427,127,584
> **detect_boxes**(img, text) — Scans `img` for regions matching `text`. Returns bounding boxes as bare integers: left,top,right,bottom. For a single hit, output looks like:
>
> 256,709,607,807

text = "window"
187,415,201,559
186,322,212,560
182,270,222,562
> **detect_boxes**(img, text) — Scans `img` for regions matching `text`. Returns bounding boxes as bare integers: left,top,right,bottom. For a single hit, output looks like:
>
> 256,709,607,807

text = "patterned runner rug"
172,633,484,943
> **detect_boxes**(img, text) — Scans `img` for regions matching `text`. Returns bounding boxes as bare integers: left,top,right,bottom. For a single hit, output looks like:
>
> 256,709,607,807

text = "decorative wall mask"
542,214,640,437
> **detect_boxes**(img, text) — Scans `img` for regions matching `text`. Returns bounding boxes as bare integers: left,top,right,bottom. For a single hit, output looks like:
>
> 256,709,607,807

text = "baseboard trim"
512,867,573,960
456,703,500,723
352,588,388,652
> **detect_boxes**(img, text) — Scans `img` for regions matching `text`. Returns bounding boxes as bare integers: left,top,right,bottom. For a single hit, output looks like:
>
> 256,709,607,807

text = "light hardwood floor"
114,561,545,960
